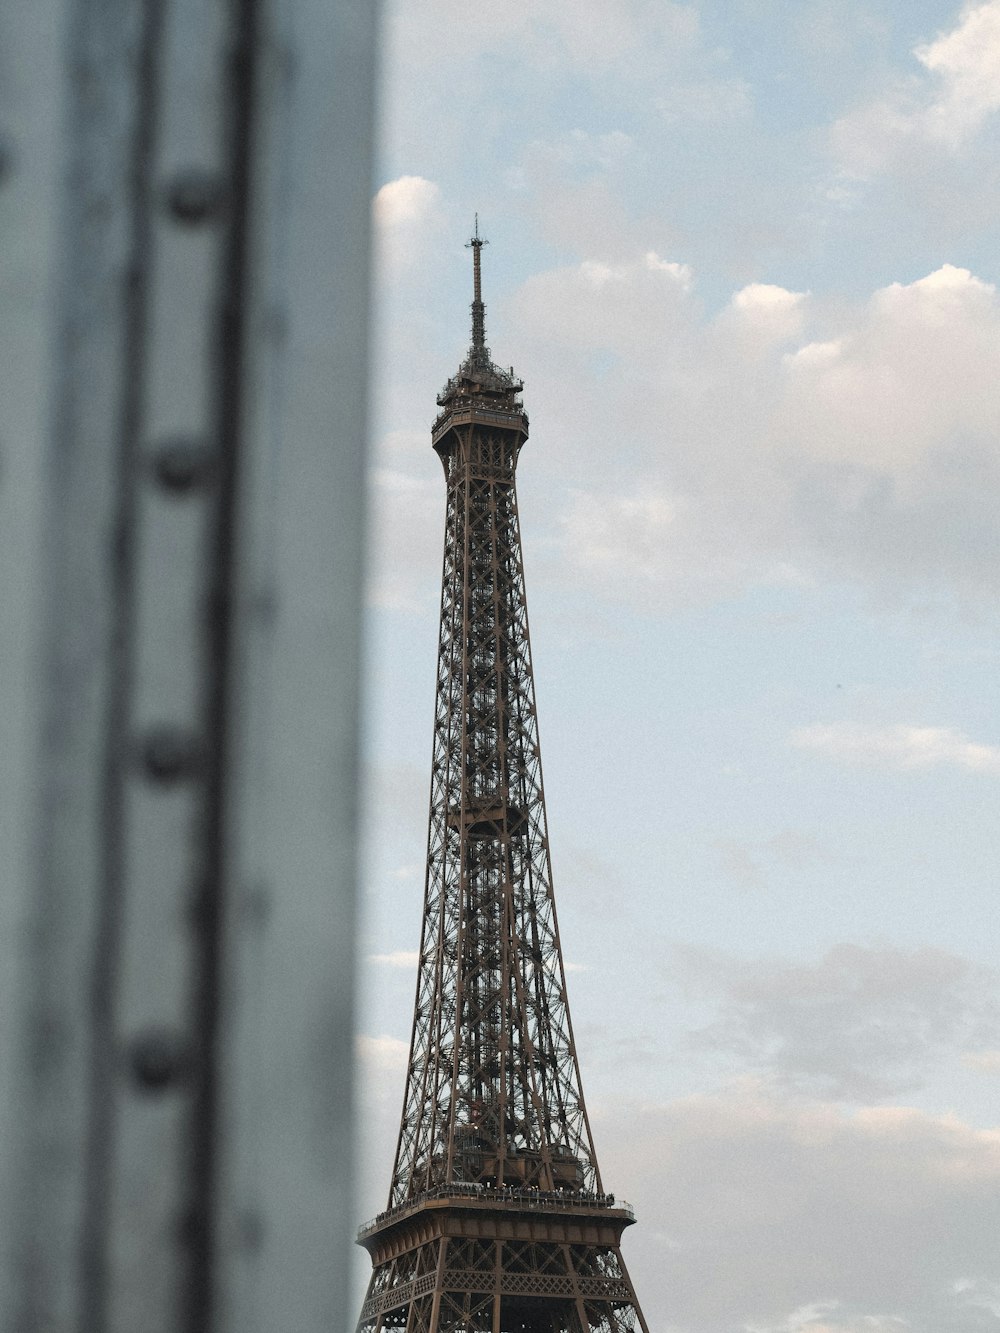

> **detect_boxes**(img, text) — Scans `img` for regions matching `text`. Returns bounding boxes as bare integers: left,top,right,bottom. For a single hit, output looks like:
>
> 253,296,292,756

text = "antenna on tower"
465,214,488,357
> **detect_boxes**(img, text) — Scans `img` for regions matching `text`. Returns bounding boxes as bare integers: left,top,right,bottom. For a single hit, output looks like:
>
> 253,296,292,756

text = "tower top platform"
433,224,528,445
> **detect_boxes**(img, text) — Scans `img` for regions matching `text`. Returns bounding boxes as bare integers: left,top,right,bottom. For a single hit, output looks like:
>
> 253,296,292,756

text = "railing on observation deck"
358,1183,634,1239
432,403,529,436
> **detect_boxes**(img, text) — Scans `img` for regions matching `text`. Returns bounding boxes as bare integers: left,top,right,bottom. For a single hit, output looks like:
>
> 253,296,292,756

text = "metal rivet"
151,437,213,494
185,878,213,931
242,882,272,928
0,136,14,187
139,727,203,784
239,1212,265,1253
263,304,288,343
176,1206,207,1247
249,587,278,627
128,1029,190,1093
164,168,226,225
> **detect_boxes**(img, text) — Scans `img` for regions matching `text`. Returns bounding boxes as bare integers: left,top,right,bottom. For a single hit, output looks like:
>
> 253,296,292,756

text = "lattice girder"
388,426,598,1202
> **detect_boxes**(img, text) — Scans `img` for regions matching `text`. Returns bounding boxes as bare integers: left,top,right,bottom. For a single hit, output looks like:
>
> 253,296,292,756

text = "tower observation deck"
355,228,649,1333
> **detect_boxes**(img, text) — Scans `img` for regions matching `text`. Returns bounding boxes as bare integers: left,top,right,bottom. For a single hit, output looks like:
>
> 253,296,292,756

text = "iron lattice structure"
357,232,649,1333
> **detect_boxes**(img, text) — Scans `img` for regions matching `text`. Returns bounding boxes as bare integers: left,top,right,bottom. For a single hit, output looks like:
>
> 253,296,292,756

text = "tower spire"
465,213,488,361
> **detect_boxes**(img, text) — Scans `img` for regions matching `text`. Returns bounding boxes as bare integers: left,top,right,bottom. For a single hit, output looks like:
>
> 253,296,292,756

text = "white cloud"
368,950,420,969
916,1,1000,147
715,830,838,890
962,1050,1000,1073
747,1305,910,1333
655,77,753,124
644,250,693,286
365,468,440,610
598,1086,1000,1332
732,284,807,314
517,254,693,352
509,257,1000,612
356,1033,409,1071
561,490,680,582
544,0,701,72
361,761,428,847
780,265,999,472
373,175,440,229
372,176,442,269
832,1,1000,176
390,864,421,881
387,0,702,77
676,942,1000,1101
715,839,767,890
370,254,1000,617
785,337,842,368
791,722,1000,774
721,283,810,353
518,129,638,177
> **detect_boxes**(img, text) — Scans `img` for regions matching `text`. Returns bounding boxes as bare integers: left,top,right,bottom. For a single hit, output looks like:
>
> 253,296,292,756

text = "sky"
356,3,1000,1329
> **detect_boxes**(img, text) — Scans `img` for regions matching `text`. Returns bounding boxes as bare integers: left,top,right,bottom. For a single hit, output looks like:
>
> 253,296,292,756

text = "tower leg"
427,1236,446,1333
493,1241,503,1333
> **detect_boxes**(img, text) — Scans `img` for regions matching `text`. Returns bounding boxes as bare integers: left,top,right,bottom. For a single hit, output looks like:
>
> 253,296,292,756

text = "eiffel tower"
356,227,649,1333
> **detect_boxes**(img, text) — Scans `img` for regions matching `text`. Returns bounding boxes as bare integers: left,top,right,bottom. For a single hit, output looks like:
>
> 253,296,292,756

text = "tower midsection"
389,432,596,1206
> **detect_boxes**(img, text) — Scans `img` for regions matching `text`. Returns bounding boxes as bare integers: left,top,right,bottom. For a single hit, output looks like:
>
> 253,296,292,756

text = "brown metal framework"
357,231,649,1333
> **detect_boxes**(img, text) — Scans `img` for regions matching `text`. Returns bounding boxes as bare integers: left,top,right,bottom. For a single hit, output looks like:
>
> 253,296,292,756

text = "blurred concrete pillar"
0,1,378,1330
